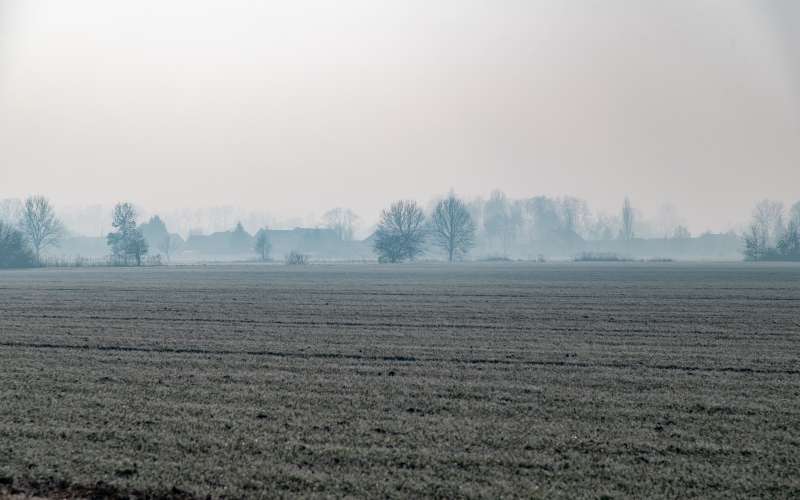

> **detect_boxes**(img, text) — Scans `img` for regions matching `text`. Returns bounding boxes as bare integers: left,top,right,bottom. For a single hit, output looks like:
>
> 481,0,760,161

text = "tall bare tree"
752,199,785,247
373,200,426,263
19,195,64,263
776,218,800,259
744,199,791,261
620,197,635,241
431,194,476,262
483,190,513,255
323,208,358,241
744,222,768,261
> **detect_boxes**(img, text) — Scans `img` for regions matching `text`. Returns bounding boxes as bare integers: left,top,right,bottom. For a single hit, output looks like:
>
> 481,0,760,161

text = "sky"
1,0,799,235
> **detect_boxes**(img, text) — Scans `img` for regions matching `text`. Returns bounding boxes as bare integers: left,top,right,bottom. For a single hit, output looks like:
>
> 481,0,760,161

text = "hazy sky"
1,0,798,233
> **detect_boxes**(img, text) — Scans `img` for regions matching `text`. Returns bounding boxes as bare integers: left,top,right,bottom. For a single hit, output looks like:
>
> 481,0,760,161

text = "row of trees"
0,192,670,258
373,194,477,263
743,200,800,261
317,193,663,251
371,194,651,262
0,196,163,268
0,197,277,266
0,193,684,267
450,192,659,256
4,194,798,267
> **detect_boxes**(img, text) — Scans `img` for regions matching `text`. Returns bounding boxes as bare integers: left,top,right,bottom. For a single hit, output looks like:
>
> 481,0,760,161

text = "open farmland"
1,263,799,499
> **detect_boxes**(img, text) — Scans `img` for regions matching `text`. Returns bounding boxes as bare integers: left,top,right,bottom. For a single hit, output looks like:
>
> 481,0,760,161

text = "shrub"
480,255,513,262
574,252,632,262
285,251,308,265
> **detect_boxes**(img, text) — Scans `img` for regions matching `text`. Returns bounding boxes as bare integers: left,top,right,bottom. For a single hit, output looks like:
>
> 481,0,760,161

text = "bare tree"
484,190,515,255
323,208,358,241
525,196,559,240
776,218,800,259
107,202,148,266
254,228,271,261
620,197,635,241
373,200,426,263
743,200,787,261
742,199,800,261
19,195,64,263
752,199,785,247
744,222,768,261
431,194,476,262
781,200,800,260
557,196,590,238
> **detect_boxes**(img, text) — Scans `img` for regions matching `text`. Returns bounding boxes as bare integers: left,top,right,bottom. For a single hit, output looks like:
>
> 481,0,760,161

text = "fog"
1,0,799,236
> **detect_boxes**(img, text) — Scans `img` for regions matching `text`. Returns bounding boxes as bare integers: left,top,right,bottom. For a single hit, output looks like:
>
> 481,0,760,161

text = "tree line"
2,193,798,267
373,195,475,263
0,198,157,267
369,193,647,262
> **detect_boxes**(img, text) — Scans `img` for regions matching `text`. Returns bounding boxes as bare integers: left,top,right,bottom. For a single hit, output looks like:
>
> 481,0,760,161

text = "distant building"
180,227,371,261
